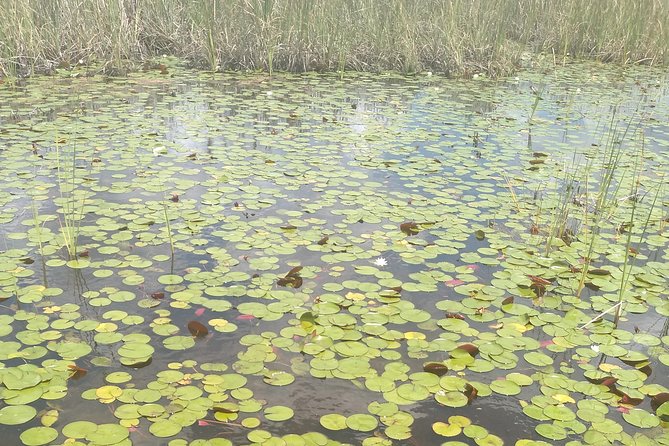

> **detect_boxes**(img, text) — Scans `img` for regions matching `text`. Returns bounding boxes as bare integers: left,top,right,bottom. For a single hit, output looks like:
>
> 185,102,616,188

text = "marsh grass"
542,162,581,257
571,115,632,298
55,140,87,259
502,173,521,213
613,136,662,327
529,104,662,306
579,135,662,329
0,0,667,77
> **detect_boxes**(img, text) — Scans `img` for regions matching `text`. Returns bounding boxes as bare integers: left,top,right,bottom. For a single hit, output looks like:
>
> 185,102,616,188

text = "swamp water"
0,61,669,446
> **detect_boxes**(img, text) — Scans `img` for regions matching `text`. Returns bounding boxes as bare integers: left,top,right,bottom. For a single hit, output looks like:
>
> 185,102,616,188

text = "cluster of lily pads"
0,60,668,445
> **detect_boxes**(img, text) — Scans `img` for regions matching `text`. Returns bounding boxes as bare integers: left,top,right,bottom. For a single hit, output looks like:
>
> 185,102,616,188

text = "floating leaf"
651,393,669,411
433,421,461,437
385,424,412,440
163,336,195,351
187,320,209,338
263,370,295,386
0,405,37,425
19,427,58,446
423,362,449,376
320,414,347,430
400,222,420,235
85,423,129,444
524,351,553,367
62,421,98,439
535,423,567,440
435,390,468,408
264,406,294,422
67,364,88,379
149,419,182,438
464,383,479,403
346,414,378,432
157,274,183,285
622,408,660,428
655,402,669,421
490,379,521,396
543,405,576,422
455,343,479,357
39,410,59,427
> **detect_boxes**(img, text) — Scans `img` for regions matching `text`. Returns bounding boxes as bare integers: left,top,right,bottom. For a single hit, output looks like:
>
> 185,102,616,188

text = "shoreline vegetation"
0,0,668,78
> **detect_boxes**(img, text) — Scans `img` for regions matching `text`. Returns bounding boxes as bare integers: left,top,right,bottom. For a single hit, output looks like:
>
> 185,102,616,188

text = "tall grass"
0,0,667,77
613,133,662,327
55,140,87,259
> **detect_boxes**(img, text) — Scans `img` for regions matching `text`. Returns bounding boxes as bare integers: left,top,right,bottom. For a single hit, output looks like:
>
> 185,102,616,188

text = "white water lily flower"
591,344,600,353
373,257,388,267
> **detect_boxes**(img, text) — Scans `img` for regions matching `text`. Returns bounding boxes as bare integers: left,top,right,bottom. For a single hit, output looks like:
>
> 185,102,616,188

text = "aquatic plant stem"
502,173,520,213
614,140,660,327
162,201,175,256
528,84,544,125
30,199,44,258
580,302,623,330
55,138,86,259
572,109,638,297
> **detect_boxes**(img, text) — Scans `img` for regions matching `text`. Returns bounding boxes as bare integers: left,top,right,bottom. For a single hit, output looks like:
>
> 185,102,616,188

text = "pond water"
1,61,669,446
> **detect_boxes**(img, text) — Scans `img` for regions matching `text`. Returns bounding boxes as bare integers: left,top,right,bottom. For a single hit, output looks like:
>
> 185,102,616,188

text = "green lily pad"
622,408,660,428
19,427,58,446
435,390,468,407
263,370,295,386
490,379,521,396
433,421,461,437
543,405,576,422
149,419,183,437
320,413,347,430
346,413,378,432
264,405,294,422
158,274,184,285
524,352,554,367
85,423,130,445
535,423,567,440
0,405,37,425
62,420,98,438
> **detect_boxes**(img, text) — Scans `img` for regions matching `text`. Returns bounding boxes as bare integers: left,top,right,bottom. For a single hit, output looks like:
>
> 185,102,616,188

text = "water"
1,61,668,446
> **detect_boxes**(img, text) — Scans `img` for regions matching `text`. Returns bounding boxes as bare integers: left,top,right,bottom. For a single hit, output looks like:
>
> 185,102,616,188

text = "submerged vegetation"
0,60,668,445
0,0,668,77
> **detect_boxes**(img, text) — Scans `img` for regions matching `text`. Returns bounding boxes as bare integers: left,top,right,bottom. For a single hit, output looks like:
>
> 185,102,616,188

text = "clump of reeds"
0,0,667,77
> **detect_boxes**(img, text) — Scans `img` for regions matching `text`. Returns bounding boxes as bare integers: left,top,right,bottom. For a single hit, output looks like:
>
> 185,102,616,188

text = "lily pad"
0,405,37,425
346,414,378,432
19,427,58,446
